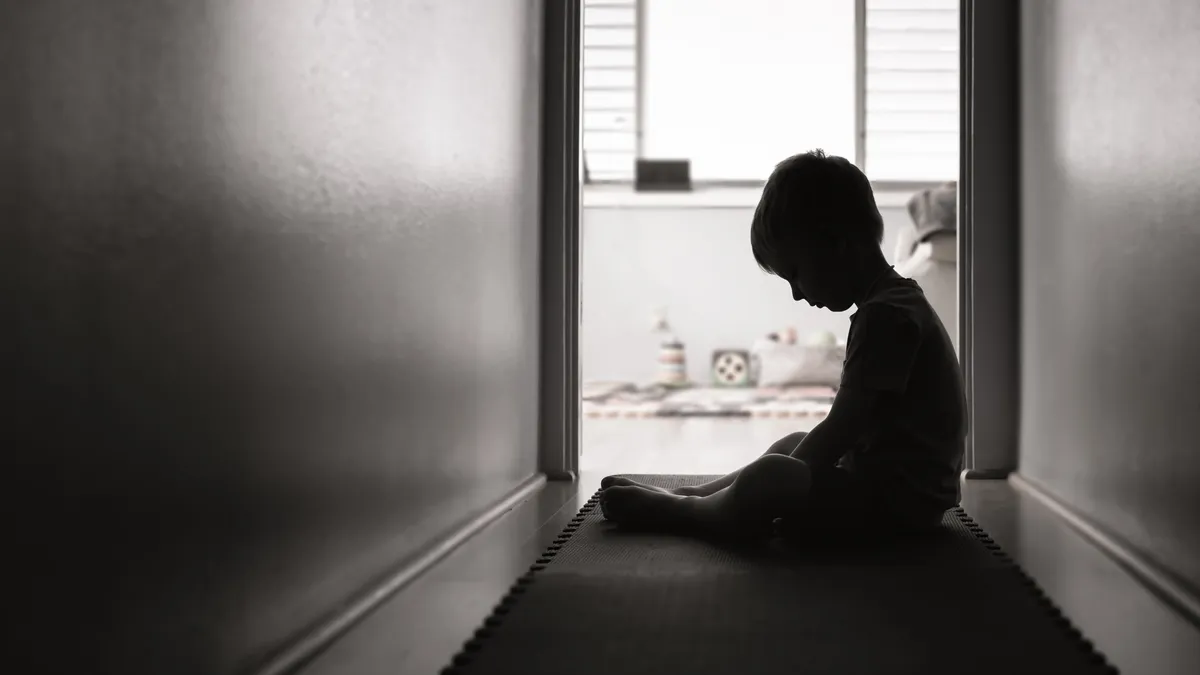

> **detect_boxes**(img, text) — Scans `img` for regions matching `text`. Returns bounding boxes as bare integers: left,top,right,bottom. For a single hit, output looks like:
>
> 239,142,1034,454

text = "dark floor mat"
441,474,1118,675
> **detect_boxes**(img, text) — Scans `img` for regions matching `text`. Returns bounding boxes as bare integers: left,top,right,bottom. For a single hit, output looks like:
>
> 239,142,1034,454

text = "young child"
600,150,967,541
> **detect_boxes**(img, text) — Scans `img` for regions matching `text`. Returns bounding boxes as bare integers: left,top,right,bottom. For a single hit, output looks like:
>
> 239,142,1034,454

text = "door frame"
539,0,1022,480
539,0,582,481
959,0,1020,478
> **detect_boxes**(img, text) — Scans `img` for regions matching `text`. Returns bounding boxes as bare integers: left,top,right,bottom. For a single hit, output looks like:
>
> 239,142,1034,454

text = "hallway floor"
299,419,1200,675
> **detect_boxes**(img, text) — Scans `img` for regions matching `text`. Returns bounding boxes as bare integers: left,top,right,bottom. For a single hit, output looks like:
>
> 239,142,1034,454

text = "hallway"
5,1,1200,673
299,420,1200,675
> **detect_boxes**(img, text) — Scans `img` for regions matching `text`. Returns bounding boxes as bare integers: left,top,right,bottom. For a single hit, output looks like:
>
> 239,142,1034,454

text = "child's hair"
750,149,884,275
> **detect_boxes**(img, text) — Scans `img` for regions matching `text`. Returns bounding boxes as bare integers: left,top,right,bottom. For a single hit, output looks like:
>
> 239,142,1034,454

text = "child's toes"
602,475,638,489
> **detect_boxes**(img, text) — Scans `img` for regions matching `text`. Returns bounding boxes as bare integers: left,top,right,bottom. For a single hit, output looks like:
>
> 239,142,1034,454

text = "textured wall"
2,1,542,673
1019,0,1200,595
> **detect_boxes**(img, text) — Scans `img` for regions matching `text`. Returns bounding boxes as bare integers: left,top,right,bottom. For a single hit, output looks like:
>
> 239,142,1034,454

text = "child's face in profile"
777,231,856,313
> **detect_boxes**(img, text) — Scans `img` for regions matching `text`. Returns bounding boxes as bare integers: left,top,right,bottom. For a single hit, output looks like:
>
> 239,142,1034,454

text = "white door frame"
540,0,1021,481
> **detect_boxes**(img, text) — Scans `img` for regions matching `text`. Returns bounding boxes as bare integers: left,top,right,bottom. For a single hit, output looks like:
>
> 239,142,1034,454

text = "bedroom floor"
298,418,1200,675
579,416,817,475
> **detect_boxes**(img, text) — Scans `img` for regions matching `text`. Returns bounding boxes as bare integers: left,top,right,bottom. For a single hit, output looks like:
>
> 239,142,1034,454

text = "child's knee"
733,455,813,512
766,431,808,455
751,453,812,479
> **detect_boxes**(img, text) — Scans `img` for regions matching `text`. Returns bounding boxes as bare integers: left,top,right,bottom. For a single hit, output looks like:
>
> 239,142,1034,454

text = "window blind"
582,0,639,183
864,0,960,182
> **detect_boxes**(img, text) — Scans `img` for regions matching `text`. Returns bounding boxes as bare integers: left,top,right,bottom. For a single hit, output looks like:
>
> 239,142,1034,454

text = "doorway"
539,0,1020,482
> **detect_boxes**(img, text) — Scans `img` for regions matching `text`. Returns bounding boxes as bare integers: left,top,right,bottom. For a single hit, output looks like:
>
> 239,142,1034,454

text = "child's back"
838,272,967,528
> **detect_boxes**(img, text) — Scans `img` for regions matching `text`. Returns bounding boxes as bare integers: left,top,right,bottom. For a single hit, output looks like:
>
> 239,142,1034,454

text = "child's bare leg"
601,431,808,497
600,453,813,539
673,431,808,496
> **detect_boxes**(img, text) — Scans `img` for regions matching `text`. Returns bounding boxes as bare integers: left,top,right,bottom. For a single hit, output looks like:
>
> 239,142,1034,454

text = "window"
582,0,639,183
864,0,959,181
580,0,959,184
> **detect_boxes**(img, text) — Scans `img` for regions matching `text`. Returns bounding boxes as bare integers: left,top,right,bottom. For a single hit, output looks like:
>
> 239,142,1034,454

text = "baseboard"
961,468,1013,480
1009,471,1200,628
253,473,548,675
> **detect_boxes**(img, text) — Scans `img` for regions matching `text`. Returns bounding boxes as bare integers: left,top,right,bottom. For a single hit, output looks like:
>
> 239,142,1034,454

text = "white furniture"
895,233,958,354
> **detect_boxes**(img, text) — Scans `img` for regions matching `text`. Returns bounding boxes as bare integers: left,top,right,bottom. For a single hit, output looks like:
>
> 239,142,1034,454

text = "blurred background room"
578,0,960,475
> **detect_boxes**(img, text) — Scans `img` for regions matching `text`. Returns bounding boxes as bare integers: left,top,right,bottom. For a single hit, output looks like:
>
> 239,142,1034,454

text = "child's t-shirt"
838,273,967,525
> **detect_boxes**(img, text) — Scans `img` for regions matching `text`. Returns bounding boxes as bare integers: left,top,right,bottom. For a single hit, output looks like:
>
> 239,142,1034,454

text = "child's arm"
789,386,878,468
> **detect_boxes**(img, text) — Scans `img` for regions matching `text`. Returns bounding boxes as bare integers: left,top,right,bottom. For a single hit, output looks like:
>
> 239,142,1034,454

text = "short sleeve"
840,304,923,394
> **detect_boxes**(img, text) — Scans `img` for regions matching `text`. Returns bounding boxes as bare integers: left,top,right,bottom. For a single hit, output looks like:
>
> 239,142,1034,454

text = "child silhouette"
601,150,967,541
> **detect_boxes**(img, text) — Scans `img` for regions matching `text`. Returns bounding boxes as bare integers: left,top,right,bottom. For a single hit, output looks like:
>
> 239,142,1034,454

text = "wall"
1,2,542,674
1020,0,1200,596
580,200,914,384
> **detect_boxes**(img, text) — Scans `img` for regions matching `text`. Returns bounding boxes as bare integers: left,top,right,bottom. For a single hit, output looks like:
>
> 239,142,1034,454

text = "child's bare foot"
599,485,690,530
601,485,747,538
601,475,707,497
601,475,668,493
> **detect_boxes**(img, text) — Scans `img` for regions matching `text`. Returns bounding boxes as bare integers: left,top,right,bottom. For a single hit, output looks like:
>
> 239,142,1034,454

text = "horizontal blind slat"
868,31,958,51
583,28,637,47
584,7,637,26
583,132,637,152
867,50,958,70
867,70,959,91
582,69,637,88
867,0,958,10
866,110,958,131
583,90,636,110
867,10,957,31
583,111,636,131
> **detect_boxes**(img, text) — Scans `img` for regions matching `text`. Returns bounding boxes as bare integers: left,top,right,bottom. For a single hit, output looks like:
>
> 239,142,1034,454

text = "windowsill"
581,184,920,210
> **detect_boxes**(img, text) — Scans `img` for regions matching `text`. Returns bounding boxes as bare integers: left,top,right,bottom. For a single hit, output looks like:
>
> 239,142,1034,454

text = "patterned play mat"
582,382,836,419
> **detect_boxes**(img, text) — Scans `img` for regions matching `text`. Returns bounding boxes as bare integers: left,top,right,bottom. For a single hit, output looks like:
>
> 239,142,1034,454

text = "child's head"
750,149,885,312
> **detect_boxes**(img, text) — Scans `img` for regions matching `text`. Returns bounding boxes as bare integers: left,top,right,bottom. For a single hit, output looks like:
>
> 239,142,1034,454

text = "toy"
767,326,798,344
711,349,752,387
651,307,689,387
806,329,838,348
751,326,846,387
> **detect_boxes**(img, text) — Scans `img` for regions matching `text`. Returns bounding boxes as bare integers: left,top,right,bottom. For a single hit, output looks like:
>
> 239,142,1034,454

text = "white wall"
1,1,543,673
581,198,913,384
1019,0,1200,596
